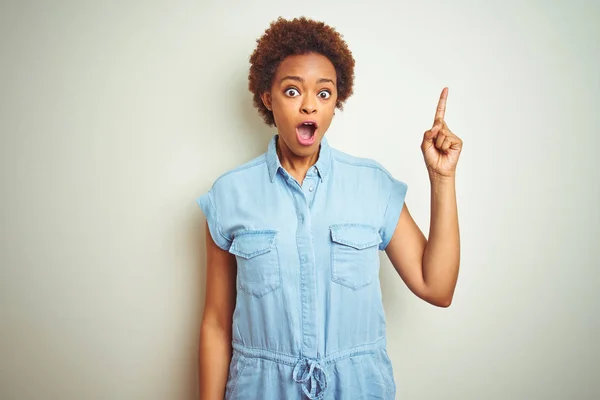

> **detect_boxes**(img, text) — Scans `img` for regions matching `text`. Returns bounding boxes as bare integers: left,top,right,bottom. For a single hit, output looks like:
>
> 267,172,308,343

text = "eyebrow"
280,76,336,86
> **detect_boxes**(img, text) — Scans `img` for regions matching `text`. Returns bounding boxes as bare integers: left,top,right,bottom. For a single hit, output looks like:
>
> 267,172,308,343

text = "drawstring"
293,357,328,399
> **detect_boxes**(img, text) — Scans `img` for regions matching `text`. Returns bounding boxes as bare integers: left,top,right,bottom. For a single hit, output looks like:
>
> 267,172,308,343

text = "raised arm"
385,87,462,307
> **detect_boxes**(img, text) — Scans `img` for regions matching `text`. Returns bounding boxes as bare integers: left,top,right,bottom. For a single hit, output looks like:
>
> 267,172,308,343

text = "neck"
276,137,319,185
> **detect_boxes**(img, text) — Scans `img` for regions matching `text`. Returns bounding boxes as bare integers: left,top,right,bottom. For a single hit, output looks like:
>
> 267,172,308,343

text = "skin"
260,53,338,184
385,87,462,308
198,223,236,400
198,53,463,399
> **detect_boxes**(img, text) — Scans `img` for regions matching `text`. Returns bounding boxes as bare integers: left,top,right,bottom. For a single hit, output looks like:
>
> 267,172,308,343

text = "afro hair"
248,17,355,126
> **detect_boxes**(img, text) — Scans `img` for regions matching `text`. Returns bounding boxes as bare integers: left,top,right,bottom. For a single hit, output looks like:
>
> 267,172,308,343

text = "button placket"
303,174,319,205
290,181,318,360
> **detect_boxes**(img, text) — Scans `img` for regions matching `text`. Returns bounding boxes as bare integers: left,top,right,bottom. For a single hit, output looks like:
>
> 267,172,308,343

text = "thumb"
423,124,442,143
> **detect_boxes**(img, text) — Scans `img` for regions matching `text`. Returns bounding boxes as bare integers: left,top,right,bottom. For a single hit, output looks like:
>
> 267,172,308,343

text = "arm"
385,177,460,307
385,87,462,308
199,222,237,399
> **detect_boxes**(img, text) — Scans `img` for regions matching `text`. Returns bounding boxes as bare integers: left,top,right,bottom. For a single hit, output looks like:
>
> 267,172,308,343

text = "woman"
197,16,462,400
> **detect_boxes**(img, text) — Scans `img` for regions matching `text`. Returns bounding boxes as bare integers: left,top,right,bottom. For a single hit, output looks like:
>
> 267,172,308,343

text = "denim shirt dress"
197,135,407,400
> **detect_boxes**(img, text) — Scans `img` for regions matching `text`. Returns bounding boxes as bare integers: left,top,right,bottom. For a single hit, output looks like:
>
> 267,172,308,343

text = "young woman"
197,16,462,400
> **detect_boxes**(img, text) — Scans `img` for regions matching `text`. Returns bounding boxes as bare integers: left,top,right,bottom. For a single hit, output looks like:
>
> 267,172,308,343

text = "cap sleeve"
379,176,408,251
196,188,232,251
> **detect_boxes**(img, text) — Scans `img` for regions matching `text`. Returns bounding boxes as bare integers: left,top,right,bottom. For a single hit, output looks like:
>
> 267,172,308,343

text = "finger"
423,123,442,142
423,129,435,142
451,137,463,151
440,128,463,149
434,87,448,124
441,137,452,152
438,127,456,140
435,132,446,148
440,123,459,138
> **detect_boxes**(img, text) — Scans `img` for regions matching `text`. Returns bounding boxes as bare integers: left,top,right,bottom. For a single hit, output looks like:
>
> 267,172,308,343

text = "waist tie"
232,338,386,400
293,358,327,400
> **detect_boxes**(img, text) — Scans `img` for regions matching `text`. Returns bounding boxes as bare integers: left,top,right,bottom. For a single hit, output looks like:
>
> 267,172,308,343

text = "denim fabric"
197,135,407,399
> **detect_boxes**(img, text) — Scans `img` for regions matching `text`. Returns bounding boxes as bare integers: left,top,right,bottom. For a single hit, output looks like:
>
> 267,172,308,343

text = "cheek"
323,96,337,112
273,99,297,119
330,94,339,107
325,99,337,114
271,103,292,128
271,95,285,111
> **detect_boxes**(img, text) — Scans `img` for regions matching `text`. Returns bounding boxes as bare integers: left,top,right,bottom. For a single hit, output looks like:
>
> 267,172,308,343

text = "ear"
260,92,273,111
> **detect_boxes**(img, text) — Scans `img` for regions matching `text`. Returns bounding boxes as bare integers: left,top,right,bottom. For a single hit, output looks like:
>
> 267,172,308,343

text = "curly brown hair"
248,17,355,126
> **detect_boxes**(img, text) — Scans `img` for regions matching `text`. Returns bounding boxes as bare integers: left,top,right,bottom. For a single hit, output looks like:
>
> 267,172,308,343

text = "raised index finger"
434,87,448,123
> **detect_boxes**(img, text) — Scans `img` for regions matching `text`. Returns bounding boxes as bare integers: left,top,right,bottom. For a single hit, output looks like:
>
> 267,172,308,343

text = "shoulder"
210,153,267,188
330,147,396,182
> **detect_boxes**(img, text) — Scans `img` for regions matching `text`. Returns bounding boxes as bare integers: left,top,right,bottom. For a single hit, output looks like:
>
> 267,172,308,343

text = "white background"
1,1,598,399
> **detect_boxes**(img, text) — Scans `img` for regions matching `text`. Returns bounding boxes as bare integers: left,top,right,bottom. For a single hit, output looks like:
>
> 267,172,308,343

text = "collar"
266,134,331,183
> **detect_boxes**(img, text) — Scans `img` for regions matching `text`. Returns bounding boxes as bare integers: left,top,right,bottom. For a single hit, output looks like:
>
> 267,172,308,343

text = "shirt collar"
266,134,332,183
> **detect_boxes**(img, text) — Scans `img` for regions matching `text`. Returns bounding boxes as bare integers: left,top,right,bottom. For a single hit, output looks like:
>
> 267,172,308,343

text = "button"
309,186,314,192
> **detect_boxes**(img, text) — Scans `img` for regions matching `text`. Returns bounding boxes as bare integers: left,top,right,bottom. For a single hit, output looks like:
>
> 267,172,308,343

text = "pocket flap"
330,224,382,250
229,230,277,259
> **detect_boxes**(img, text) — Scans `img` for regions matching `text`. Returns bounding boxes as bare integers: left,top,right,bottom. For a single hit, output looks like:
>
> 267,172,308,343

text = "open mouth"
296,121,318,145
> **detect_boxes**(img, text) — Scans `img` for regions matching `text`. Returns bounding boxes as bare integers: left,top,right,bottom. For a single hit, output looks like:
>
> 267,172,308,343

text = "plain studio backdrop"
1,1,598,399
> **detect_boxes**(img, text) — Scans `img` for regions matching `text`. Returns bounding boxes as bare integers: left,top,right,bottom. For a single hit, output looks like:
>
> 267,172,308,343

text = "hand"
421,87,463,179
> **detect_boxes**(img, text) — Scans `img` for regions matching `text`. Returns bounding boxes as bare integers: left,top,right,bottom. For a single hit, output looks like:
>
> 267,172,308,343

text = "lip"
296,120,319,129
295,120,318,146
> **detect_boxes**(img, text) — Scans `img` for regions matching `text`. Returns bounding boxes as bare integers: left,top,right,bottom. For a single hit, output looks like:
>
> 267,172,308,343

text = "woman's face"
261,52,338,159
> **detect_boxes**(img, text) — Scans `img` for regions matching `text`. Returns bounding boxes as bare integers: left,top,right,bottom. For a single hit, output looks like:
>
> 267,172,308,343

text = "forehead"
274,53,337,81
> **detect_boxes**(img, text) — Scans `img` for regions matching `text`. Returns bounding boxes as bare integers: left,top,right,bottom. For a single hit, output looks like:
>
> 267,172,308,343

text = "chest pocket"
229,230,281,298
330,224,382,290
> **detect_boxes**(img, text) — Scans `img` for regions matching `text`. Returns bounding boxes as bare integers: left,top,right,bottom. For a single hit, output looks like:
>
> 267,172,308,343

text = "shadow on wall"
238,66,274,155
192,62,271,317
187,64,272,399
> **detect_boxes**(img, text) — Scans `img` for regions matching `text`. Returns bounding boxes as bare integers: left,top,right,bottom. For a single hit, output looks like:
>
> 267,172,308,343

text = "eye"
318,90,331,99
285,88,300,97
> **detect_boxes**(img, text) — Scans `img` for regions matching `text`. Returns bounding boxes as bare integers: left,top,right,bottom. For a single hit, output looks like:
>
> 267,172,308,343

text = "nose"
301,96,317,115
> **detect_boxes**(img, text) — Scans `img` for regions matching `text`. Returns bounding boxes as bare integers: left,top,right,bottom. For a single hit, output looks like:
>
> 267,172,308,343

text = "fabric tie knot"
292,357,328,399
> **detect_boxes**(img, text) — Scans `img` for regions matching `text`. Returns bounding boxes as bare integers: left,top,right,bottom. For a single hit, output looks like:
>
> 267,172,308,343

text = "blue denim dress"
197,135,407,399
